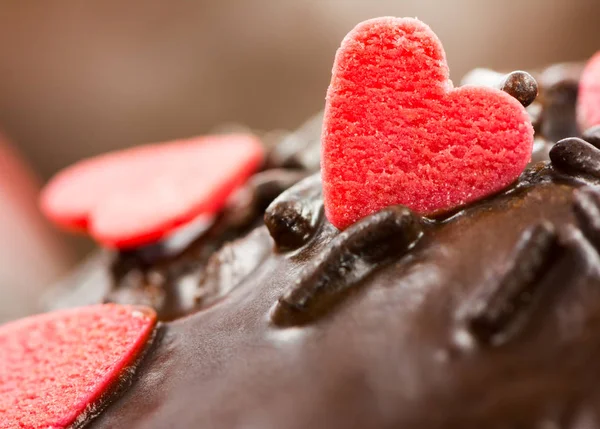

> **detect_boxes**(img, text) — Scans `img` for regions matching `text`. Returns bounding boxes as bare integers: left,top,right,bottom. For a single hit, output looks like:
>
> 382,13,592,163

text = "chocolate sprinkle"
500,71,539,108
264,174,323,250
549,137,600,179
271,205,422,326
583,126,600,150
573,187,600,250
457,222,563,346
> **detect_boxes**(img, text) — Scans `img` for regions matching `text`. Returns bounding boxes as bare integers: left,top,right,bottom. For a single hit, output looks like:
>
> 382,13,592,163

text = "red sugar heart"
578,51,600,130
41,134,264,248
322,17,534,229
0,304,156,429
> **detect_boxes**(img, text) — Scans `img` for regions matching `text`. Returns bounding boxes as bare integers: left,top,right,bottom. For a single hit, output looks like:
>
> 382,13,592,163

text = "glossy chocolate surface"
45,61,600,427
89,156,600,428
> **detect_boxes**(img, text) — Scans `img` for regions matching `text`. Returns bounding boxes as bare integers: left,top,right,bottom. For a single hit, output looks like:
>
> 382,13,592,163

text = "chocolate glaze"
88,158,600,428
43,59,599,427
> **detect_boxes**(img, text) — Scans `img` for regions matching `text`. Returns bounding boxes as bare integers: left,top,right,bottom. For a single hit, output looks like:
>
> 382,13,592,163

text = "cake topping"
321,17,534,230
573,187,600,249
549,137,600,179
271,205,422,326
196,227,273,306
578,51,600,130
264,174,323,250
456,222,563,347
583,125,600,149
0,304,156,429
500,71,539,108
40,134,264,249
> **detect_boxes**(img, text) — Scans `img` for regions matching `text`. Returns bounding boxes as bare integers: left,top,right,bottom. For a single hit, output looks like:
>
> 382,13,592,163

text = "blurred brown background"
1,1,598,181
0,0,598,320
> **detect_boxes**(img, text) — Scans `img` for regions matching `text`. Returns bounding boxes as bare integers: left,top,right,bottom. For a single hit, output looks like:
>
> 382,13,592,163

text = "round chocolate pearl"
501,71,539,108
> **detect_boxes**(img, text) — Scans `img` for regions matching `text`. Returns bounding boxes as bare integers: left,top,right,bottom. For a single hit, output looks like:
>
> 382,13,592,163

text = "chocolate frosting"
42,63,600,428
89,155,600,428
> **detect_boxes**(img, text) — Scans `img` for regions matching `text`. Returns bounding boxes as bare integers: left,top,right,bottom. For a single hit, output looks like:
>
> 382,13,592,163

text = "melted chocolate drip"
457,222,563,346
550,138,600,180
271,205,422,327
264,174,323,250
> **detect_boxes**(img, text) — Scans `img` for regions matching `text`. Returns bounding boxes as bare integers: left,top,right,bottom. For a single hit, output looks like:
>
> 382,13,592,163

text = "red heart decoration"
41,134,264,248
578,51,600,130
322,17,534,230
0,304,156,429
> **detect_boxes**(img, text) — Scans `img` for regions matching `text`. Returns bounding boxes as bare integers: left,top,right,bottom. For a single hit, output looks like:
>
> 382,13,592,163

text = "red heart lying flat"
321,17,534,230
0,304,156,429
41,134,264,248
578,51,600,130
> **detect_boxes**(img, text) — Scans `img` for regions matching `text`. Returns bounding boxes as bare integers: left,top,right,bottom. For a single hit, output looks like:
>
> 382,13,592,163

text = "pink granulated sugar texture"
40,134,264,249
0,304,156,429
322,17,534,230
578,51,600,130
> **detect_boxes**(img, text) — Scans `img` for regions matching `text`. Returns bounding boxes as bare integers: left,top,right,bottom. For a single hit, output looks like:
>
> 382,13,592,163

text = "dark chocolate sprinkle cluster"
271,204,422,327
